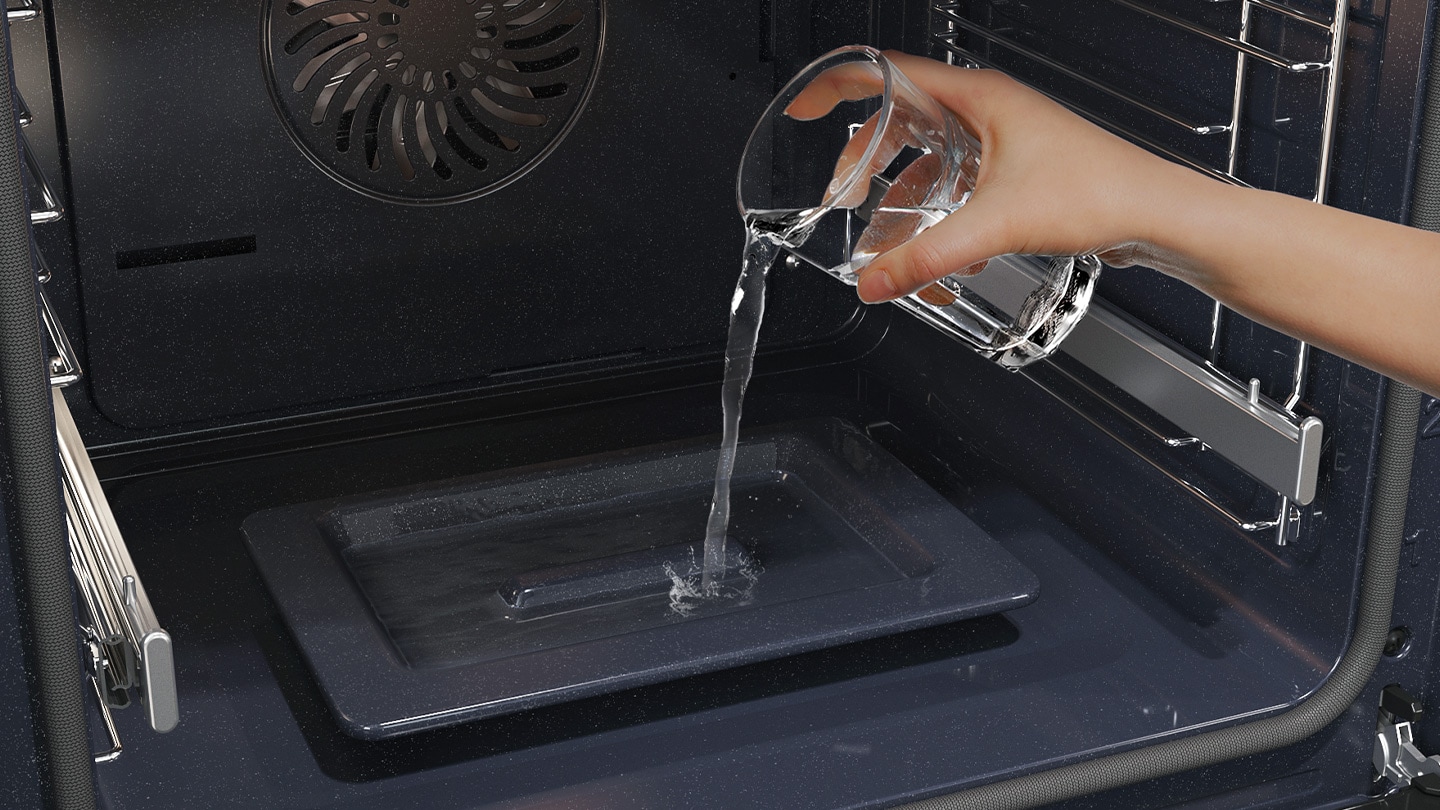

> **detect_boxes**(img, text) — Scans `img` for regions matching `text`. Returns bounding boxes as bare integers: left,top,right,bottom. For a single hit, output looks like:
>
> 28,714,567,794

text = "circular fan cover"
263,0,604,204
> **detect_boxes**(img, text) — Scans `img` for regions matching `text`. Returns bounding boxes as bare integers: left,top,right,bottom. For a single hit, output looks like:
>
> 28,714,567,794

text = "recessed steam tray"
242,419,1038,739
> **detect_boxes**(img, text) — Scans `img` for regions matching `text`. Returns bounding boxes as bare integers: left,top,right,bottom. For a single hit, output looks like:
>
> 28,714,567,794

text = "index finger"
879,51,1013,130
784,62,884,121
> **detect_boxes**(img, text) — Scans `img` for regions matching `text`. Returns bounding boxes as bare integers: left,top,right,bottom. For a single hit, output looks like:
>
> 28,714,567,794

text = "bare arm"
857,53,1440,398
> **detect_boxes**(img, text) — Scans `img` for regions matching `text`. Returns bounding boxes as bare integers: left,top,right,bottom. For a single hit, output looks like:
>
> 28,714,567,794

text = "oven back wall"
52,0,863,430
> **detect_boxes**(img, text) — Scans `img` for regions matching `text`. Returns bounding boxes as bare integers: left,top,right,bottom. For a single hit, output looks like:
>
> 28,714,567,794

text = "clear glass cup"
737,45,1102,368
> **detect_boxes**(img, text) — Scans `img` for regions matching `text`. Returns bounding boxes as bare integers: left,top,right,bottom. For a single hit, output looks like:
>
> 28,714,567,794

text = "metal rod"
1273,495,1295,546
1041,358,1200,448
87,669,122,764
1247,0,1332,29
40,285,80,387
1226,0,1252,177
20,130,62,224
55,390,178,733
1104,0,1327,71
1022,366,1284,532
1313,0,1347,204
68,520,121,648
935,7,1229,134
1059,299,1323,504
1207,300,1226,363
1209,0,1256,365
1284,343,1312,410
933,39,1254,187
1283,0,1347,412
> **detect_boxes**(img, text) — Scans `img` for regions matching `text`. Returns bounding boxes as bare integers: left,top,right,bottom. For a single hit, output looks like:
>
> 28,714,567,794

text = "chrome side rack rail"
57,387,178,739
932,0,1349,545
8,0,179,760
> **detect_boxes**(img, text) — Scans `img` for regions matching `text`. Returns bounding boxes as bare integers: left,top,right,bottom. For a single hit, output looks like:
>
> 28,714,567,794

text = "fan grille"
263,0,603,204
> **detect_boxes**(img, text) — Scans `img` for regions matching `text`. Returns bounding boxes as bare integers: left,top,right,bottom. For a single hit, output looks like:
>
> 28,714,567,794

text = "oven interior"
7,0,1440,807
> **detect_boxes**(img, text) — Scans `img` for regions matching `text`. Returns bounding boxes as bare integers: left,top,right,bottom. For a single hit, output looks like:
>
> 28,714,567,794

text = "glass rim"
735,44,895,220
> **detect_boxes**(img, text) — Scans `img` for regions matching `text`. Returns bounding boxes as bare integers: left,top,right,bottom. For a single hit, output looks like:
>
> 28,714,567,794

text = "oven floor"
89,387,1330,810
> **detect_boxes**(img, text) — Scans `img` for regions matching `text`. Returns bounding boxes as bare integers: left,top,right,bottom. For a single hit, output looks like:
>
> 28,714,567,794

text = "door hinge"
1374,684,1440,796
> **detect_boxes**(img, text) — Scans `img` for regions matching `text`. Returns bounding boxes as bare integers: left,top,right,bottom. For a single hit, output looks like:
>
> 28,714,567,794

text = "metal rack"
6,0,177,761
931,0,1349,545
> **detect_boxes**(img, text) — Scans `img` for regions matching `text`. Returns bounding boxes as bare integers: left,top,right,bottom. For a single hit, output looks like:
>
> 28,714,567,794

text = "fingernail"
857,269,897,303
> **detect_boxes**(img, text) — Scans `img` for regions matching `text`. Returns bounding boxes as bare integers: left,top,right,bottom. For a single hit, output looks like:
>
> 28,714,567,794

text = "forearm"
1134,163,1440,398
852,55,1440,395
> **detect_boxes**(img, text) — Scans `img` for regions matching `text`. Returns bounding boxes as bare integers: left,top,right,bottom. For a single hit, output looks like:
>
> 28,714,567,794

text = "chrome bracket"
1374,685,1440,791
6,0,37,23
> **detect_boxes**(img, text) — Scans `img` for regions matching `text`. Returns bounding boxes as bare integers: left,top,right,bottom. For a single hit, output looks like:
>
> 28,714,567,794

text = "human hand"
788,51,1203,303
780,49,1440,397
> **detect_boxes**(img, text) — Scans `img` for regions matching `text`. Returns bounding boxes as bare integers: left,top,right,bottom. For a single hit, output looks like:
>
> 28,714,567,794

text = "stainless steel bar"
40,284,80,386
1282,0,1346,412
1273,495,1295,546
1039,360,1196,448
1246,0,1332,29
935,6,1230,135
1207,300,1226,363
87,661,123,764
1105,0,1326,71
20,130,62,224
1311,0,1349,206
65,483,136,696
1022,367,1285,532
33,239,49,282
55,389,178,733
1209,0,1253,365
64,487,124,643
953,246,1323,504
69,517,122,648
1284,343,1312,410
933,39,1254,186
68,513,121,644
1225,0,1252,178
1061,303,1323,504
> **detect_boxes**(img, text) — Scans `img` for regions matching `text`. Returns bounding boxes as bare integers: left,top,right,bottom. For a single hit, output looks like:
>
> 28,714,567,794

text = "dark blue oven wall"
1,0,1439,809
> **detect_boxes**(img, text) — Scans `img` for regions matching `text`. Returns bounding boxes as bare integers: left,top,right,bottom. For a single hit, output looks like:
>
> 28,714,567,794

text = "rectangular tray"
242,419,1038,739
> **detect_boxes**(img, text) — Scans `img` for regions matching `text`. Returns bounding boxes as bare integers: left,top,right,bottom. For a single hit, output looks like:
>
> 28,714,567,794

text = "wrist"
1123,158,1243,293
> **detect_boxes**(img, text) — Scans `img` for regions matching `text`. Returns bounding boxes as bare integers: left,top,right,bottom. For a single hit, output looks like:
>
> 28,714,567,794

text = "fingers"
879,51,1010,129
801,52,1007,212
856,193,1010,302
825,111,917,208
852,153,943,258
784,62,884,120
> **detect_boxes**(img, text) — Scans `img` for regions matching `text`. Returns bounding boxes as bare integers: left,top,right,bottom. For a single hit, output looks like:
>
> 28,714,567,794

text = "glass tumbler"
737,45,1102,368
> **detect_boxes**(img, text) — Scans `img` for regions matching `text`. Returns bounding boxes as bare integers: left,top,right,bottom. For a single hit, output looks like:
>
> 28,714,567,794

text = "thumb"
855,196,1012,303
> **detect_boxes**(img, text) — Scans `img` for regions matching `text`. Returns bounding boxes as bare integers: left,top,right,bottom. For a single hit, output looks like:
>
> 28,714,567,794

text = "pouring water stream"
699,211,814,594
